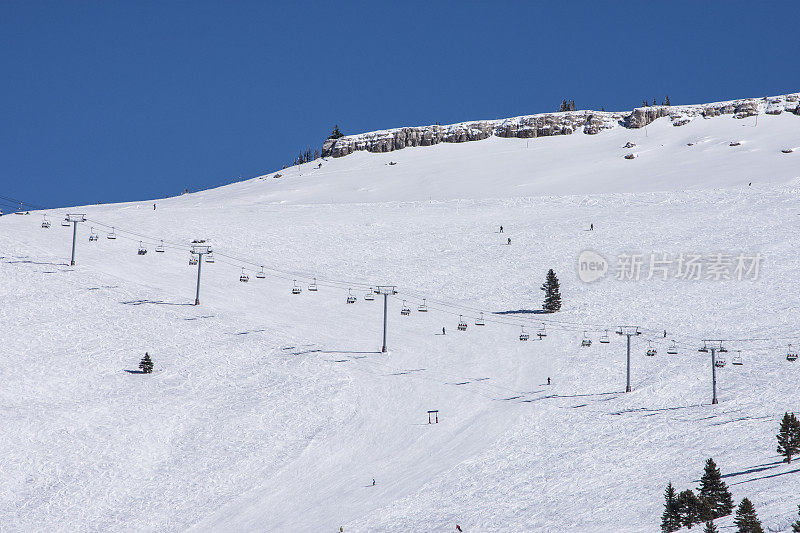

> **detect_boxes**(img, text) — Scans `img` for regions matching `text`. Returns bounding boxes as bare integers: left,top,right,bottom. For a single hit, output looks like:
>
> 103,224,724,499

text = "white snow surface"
2,110,800,532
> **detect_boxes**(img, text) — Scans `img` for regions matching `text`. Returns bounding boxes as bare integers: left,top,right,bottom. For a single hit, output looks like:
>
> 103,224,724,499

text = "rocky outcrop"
321,93,800,158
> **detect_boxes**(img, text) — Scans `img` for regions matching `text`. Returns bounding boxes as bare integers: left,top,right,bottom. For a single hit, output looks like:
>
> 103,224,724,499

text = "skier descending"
507,237,511,245
590,223,593,231
499,225,503,233
442,327,446,335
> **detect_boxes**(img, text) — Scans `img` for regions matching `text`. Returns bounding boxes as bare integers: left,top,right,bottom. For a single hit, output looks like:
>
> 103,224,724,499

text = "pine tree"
665,94,671,106
698,458,734,518
661,482,681,532
677,489,701,529
792,504,800,532
328,125,344,139
777,412,800,463
703,521,718,533
540,269,562,312
139,352,153,374
734,498,763,533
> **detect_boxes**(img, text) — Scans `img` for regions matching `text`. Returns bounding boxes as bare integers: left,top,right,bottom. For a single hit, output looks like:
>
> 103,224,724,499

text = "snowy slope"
1,105,800,532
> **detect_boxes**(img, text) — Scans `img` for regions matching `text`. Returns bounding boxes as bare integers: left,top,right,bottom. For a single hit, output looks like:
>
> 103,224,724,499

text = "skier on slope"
372,478,376,486
499,225,503,233
590,223,593,231
507,238,511,245
442,327,446,335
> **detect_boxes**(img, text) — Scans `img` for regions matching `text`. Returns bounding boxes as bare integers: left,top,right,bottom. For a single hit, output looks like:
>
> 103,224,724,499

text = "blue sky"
1,1,798,209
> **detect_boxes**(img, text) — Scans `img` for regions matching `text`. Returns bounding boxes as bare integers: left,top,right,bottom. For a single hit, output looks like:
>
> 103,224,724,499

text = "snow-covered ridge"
322,93,800,158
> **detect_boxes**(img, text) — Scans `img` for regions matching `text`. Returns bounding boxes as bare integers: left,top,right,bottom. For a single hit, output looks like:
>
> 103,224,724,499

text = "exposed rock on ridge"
322,93,799,158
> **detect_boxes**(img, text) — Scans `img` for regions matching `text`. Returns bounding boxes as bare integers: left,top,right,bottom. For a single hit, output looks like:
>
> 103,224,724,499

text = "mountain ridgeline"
321,93,800,158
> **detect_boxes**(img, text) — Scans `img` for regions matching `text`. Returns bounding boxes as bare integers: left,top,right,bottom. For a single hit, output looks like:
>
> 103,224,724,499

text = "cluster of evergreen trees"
661,458,734,531
641,95,671,107
558,99,576,112
293,147,320,166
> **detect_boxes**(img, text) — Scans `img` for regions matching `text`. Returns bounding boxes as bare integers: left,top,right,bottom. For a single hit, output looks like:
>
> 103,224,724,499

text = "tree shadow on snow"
730,466,800,485
494,309,550,315
121,299,194,306
123,369,147,374
7,259,69,266
719,460,785,480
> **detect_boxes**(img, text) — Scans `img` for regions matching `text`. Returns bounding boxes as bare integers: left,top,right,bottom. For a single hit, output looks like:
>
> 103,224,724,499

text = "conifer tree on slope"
792,504,800,532
677,489,701,529
703,520,718,533
540,269,562,312
139,352,153,374
698,458,734,518
661,482,681,532
777,412,800,463
734,498,763,533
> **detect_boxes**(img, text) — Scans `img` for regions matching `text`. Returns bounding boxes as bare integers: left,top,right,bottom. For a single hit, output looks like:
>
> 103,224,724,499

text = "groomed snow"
1,110,799,532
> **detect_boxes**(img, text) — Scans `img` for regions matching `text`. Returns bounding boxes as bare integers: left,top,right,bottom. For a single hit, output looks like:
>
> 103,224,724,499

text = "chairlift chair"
137,241,147,255
537,323,547,339
418,298,428,312
475,312,485,326
41,216,50,228
364,288,375,301
581,331,592,347
715,356,726,368
189,254,198,266
88,227,99,242
457,315,467,331
599,330,610,344
400,301,411,316
239,268,249,283
256,267,266,279
107,227,116,239
698,343,709,353
519,326,529,341
718,343,728,353
205,252,215,263
308,277,318,291
667,341,678,355
155,240,165,253
346,289,357,304
61,217,70,227
291,280,302,294
645,341,656,357
732,351,743,366
787,344,798,362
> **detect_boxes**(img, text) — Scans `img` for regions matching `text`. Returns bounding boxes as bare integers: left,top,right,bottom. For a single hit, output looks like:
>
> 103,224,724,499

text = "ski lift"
88,227,99,242
205,252,215,263
537,323,547,339
715,355,726,368
155,240,165,253
718,343,728,353
61,216,70,227
698,342,709,353
519,326,529,341
291,280,302,294
732,351,743,366
667,341,678,355
787,344,798,362
41,215,50,228
256,267,266,279
457,315,467,331
346,289,357,304
475,312,485,326
364,288,375,301
308,277,318,291
645,341,656,357
599,330,610,344
581,331,592,347
137,241,147,255
239,268,249,283
418,299,428,312
189,254,198,266
107,227,116,239
400,300,411,316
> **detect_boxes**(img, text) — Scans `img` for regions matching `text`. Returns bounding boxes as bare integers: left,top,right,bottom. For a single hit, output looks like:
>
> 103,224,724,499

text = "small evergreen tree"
777,412,800,463
792,504,800,532
139,352,153,374
665,94,671,106
703,520,718,533
734,498,763,533
328,125,344,139
677,489,702,529
540,269,562,312
698,458,734,518
661,482,681,532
